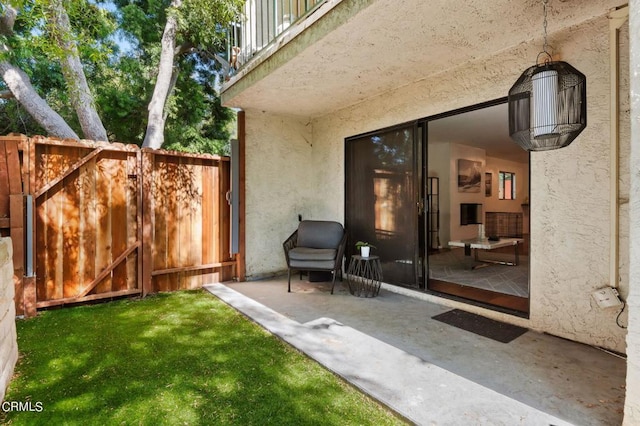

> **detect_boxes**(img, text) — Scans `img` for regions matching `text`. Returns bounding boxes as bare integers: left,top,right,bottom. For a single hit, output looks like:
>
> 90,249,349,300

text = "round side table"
346,255,383,297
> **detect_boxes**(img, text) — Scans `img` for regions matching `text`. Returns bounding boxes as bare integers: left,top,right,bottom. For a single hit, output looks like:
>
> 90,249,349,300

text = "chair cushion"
289,260,335,270
297,221,344,249
289,247,337,261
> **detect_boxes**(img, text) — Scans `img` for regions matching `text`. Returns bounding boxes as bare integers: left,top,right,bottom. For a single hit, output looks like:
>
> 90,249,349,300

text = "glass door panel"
345,124,419,287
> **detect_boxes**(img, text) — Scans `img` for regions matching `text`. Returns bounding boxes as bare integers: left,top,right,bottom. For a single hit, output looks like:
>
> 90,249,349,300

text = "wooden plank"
191,160,203,289
174,155,186,289
39,144,64,301
165,156,180,291
143,147,226,162
141,151,154,295
152,155,169,292
200,162,214,285
27,137,36,195
34,147,103,199
77,243,139,298
6,140,22,194
94,154,113,294
13,272,24,317
62,165,81,298
32,137,137,153
151,261,237,276
177,157,194,289
219,160,231,262
135,151,142,292
10,227,24,272
110,152,128,292
201,162,213,265
126,153,139,291
9,194,23,229
212,159,220,263
23,276,36,317
0,218,9,228
36,288,141,308
78,154,97,297
35,197,46,305
0,142,11,218
53,145,70,300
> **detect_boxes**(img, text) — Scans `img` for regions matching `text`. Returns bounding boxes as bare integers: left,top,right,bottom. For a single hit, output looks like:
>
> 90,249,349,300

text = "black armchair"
283,220,347,293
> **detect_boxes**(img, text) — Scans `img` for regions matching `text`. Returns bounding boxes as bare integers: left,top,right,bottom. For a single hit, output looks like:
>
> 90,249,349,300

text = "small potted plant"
355,241,376,258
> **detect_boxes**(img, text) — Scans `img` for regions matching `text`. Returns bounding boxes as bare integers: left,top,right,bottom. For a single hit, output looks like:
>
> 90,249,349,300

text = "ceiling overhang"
221,0,625,119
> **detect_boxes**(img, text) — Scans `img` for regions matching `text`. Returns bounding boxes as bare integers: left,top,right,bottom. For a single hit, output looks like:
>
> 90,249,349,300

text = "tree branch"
142,0,183,149
0,5,17,36
0,61,79,139
163,67,180,121
46,0,108,141
175,42,193,56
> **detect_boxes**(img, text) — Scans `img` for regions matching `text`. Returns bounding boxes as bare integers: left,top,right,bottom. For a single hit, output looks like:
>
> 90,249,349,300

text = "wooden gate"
26,137,142,309
3,135,234,316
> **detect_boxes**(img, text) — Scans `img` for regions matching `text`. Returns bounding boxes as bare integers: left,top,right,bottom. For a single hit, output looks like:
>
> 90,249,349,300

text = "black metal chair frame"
283,229,347,294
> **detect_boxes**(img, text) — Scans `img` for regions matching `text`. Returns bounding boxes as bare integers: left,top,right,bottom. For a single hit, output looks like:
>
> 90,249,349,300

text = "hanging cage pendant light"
508,0,587,151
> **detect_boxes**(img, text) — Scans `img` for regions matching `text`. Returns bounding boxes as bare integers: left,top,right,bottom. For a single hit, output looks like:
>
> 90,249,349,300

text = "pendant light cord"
537,0,553,65
542,0,549,54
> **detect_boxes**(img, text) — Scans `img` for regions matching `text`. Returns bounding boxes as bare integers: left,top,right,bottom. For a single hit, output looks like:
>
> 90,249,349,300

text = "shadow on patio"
206,277,625,425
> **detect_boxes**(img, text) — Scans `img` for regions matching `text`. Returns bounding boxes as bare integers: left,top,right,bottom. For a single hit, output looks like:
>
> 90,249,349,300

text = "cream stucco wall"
242,12,629,352
244,110,314,279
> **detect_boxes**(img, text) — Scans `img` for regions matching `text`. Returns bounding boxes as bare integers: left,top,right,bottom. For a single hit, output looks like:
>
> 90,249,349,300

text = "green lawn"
2,290,406,425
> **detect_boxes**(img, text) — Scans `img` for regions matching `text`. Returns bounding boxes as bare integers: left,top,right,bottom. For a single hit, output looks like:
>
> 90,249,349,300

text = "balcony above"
221,0,623,119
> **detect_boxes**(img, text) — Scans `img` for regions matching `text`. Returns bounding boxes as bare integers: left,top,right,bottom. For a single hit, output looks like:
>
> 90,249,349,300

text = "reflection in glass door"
423,101,530,315
345,123,420,288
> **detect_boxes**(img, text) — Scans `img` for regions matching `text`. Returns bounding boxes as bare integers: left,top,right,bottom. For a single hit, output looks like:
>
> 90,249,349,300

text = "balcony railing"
227,0,325,71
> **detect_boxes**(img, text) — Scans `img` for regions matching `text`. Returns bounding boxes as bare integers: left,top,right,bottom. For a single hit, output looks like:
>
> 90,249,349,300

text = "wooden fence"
0,135,235,317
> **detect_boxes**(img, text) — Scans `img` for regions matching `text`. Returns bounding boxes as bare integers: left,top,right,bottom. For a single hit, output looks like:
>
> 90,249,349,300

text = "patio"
206,277,625,425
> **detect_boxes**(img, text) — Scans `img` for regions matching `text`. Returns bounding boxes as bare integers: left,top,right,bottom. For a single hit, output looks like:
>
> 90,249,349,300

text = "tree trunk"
142,0,183,149
47,0,108,142
0,61,79,139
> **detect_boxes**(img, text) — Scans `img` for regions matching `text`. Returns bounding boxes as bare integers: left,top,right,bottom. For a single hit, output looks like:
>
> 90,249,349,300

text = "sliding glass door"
345,123,422,288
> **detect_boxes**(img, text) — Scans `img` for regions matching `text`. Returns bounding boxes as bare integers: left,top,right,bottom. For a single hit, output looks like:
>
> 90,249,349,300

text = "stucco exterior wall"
307,14,628,351
0,238,17,402
624,1,639,423
241,11,629,351
244,110,314,279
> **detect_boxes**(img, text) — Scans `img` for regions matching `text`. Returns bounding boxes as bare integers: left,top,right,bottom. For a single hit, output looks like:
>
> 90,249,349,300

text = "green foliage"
0,0,241,154
2,290,405,425
355,241,376,249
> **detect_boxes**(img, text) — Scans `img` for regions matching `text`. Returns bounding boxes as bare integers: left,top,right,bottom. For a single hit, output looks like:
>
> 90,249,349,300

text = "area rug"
432,309,528,343
428,248,529,297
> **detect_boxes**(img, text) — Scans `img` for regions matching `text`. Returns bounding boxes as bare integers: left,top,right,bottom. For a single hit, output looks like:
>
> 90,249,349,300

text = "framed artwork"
457,159,482,193
485,172,492,197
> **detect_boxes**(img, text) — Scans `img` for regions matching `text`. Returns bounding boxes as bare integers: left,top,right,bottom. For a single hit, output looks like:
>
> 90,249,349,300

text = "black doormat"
432,309,528,343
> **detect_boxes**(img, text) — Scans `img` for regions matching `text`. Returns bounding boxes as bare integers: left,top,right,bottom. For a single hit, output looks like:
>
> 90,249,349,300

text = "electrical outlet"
591,287,623,309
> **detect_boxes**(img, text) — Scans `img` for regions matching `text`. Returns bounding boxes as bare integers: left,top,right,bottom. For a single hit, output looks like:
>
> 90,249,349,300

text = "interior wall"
308,13,627,352
484,156,530,232
427,142,450,246
448,143,486,241
243,109,314,279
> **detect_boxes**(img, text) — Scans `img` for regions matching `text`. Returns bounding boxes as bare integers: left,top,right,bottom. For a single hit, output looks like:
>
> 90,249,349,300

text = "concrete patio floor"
204,277,626,425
